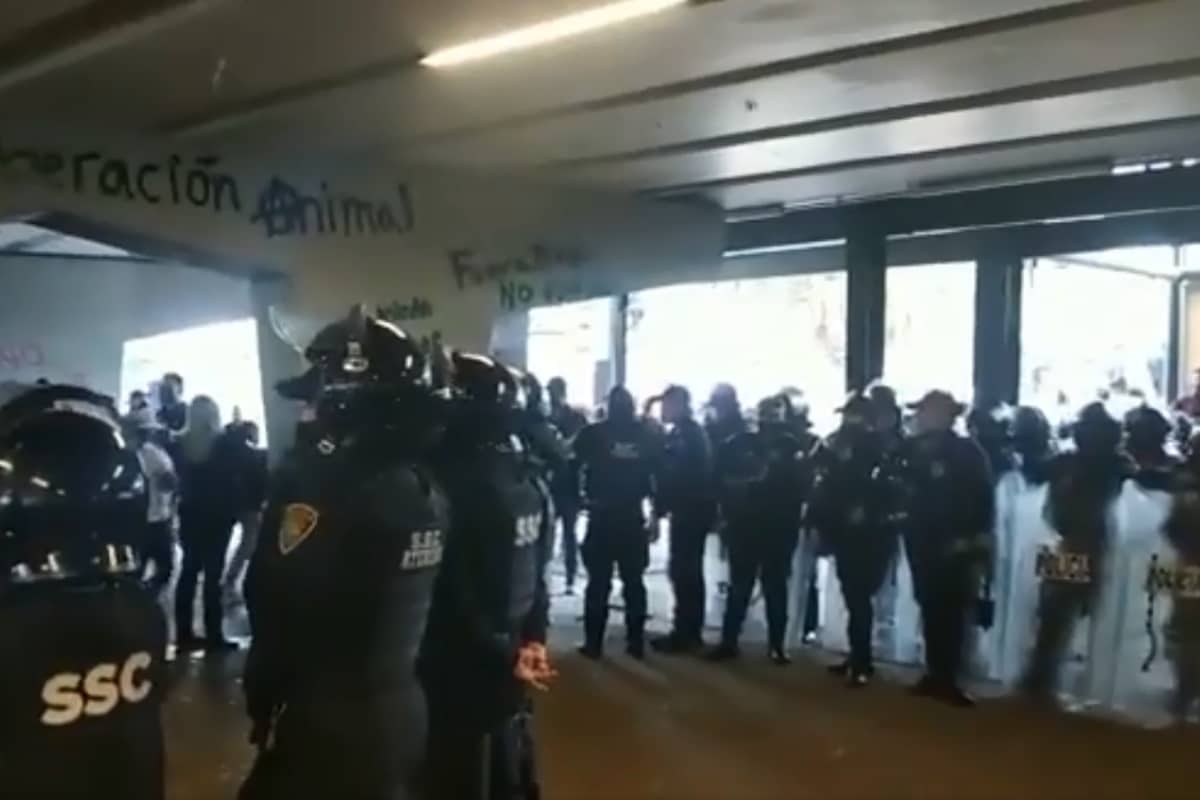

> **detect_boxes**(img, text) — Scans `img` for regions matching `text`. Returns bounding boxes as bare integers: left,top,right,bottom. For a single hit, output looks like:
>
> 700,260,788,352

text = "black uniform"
0,385,167,800
576,388,659,657
1163,453,1200,719
658,415,715,648
240,309,447,800
548,401,588,591
421,354,551,800
1022,403,1129,699
902,429,994,694
714,421,809,658
810,424,903,680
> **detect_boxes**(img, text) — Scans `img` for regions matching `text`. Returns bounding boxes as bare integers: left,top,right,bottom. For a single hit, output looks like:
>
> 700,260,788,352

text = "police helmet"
756,393,792,426
1124,405,1171,450
866,382,901,431
0,385,147,587
836,390,872,425
1011,406,1051,450
277,304,425,403
444,352,528,443
1072,401,1122,454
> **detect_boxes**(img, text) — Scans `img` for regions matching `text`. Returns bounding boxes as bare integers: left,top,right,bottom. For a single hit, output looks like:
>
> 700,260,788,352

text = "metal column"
845,225,886,392
972,249,1023,407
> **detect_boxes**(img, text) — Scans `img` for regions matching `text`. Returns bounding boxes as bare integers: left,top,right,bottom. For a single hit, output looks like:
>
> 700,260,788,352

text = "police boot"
768,645,791,666
626,619,646,660
706,642,740,662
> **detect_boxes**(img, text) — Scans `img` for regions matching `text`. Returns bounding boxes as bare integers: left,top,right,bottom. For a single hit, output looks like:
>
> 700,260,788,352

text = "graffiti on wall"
377,297,434,323
0,142,414,240
448,244,606,310
0,341,45,370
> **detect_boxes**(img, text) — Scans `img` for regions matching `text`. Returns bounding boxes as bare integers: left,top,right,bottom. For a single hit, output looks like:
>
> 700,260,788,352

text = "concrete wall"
0,254,252,398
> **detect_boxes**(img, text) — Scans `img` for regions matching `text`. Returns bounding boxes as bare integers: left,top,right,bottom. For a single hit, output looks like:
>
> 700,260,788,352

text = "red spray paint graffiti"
0,342,45,371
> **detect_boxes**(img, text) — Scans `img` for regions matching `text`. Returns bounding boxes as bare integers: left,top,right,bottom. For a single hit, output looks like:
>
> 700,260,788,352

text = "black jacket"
716,427,810,533
0,579,166,800
420,443,551,726
901,430,995,562
574,418,660,516
657,417,714,520
244,436,448,784
808,427,903,553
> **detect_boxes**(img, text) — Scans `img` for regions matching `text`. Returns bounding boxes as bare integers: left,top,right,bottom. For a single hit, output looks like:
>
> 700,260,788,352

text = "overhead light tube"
420,0,689,68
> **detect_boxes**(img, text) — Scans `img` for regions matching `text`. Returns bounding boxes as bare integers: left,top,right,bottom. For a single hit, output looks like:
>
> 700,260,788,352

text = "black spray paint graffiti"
250,178,414,239
497,276,610,311
0,142,415,240
448,244,585,292
376,297,434,323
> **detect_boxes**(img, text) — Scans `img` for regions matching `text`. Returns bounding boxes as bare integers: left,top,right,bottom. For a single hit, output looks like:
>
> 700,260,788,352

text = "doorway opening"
1020,246,1174,428
121,317,268,446
526,297,614,412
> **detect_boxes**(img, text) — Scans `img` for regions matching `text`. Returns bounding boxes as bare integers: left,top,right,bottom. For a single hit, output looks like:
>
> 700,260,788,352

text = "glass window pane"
884,262,976,405
527,298,613,410
626,272,847,434
1020,254,1172,426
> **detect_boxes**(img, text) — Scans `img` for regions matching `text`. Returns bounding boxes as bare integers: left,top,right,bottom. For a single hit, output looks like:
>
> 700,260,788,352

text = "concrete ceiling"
3,0,1200,212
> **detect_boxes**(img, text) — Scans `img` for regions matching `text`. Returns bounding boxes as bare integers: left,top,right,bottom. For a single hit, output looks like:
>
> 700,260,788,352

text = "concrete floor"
164,631,1198,800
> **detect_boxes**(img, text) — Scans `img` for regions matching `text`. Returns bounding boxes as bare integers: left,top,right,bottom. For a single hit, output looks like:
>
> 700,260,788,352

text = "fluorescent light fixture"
723,239,846,259
1148,159,1174,171
420,0,688,67
1184,157,1199,168
1111,162,1147,176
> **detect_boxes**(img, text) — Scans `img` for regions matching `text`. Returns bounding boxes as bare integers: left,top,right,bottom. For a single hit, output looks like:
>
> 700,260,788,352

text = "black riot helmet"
276,305,430,436
1011,406,1051,457
756,393,792,434
1072,401,1122,456
1124,405,1171,456
0,385,147,589
607,386,636,424
446,352,527,445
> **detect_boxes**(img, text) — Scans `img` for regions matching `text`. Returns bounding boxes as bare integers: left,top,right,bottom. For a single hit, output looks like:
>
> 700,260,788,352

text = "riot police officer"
709,393,810,664
575,386,660,659
902,390,995,706
705,382,747,451
1125,405,1177,490
547,377,588,595
1011,406,1054,487
1022,402,1130,703
0,384,167,800
1164,434,1200,721
421,353,554,800
653,385,716,654
810,391,902,686
240,308,448,800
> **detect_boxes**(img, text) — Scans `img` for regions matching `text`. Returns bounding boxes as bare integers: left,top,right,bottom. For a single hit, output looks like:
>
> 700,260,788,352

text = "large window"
884,262,976,405
1021,248,1173,426
626,272,847,434
526,298,613,411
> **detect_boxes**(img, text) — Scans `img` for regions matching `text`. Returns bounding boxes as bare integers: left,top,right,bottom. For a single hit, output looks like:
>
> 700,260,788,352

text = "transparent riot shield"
988,474,1058,686
1081,482,1176,726
786,526,821,648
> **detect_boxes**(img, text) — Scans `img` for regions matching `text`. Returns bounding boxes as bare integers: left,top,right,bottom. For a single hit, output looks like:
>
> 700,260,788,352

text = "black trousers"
174,507,233,641
581,510,648,648
833,533,894,672
667,511,710,643
556,502,580,588
240,690,425,800
721,525,798,649
1023,581,1094,695
425,692,539,800
141,520,174,597
911,552,976,686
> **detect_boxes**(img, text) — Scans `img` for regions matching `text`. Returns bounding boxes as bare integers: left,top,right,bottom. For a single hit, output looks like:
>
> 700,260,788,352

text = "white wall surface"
0,254,253,399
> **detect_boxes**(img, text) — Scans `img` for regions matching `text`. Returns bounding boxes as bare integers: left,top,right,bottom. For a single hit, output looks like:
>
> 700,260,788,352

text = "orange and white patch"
278,503,320,555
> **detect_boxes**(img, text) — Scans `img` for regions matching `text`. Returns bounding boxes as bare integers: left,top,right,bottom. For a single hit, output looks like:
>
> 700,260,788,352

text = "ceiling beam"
727,168,1200,252
161,0,1158,142
0,0,224,94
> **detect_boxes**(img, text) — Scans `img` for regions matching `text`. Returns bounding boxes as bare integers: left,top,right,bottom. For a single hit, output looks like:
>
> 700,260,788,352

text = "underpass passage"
166,643,1198,800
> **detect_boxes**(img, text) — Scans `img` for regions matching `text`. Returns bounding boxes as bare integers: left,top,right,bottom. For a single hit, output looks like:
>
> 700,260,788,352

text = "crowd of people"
3,302,1199,799
535,371,1200,715
120,372,269,651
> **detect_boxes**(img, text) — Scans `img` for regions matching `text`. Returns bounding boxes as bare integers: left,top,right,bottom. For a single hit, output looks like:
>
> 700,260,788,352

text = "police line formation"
2,304,1198,799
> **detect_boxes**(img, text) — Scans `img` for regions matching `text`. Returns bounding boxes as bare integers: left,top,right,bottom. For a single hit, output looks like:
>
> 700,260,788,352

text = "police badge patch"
278,503,320,555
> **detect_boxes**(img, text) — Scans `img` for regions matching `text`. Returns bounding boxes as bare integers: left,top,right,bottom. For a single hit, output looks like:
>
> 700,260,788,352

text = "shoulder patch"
278,503,320,555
